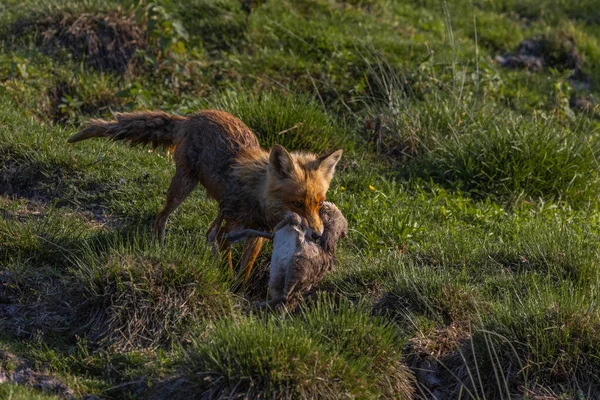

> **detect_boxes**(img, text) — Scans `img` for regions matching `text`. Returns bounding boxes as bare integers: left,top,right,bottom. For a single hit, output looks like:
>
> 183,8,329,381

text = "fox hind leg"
206,211,236,274
153,167,198,244
206,210,224,254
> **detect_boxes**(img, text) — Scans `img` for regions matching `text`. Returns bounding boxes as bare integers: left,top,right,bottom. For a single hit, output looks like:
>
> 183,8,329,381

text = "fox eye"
293,201,304,209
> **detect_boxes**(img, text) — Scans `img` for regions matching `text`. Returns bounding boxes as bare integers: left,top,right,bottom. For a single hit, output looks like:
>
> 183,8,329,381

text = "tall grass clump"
71,234,232,350
209,90,350,153
185,317,361,399
297,296,415,398
183,296,414,399
415,113,600,203
467,281,600,397
360,56,600,204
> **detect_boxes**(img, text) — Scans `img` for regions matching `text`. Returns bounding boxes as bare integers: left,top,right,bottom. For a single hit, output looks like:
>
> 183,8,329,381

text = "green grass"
1,0,600,398
208,90,351,153
0,384,61,400
184,297,414,399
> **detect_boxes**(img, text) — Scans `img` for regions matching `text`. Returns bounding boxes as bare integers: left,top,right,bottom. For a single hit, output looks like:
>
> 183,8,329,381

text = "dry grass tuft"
75,253,231,350
36,11,144,74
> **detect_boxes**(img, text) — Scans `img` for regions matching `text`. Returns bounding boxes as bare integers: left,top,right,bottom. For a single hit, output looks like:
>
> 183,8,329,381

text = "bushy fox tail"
67,111,186,149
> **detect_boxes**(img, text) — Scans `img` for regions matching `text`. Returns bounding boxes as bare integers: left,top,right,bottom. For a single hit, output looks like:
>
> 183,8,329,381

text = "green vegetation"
1,0,599,398
0,384,62,400
184,298,414,398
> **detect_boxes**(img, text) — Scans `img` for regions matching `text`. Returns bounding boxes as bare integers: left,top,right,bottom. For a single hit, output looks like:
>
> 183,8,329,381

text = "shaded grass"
469,281,600,396
72,234,234,350
0,384,61,400
473,0,600,24
1,202,95,269
43,73,126,124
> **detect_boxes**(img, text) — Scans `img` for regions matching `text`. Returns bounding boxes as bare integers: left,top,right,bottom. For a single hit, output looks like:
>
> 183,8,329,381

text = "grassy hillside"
1,0,599,398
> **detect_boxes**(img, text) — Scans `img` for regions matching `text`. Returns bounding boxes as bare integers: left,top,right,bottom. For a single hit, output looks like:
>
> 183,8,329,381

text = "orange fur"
68,110,343,283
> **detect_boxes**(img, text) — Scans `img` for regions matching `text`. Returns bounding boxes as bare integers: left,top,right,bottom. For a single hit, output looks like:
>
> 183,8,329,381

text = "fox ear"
270,144,296,178
317,149,343,182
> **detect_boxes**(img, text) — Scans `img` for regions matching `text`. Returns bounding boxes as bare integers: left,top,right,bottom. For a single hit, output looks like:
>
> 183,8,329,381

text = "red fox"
67,110,343,282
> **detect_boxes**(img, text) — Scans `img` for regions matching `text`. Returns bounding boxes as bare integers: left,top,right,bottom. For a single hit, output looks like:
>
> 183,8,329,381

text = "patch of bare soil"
570,94,599,119
0,271,78,339
519,385,568,400
0,158,79,204
0,200,48,223
495,36,583,73
146,376,196,400
13,11,145,74
405,324,471,400
0,153,118,225
44,78,125,124
405,326,598,399
0,350,75,399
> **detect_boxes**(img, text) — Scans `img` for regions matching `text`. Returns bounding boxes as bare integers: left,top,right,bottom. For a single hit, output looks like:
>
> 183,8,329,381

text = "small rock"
495,54,544,72
12,367,75,399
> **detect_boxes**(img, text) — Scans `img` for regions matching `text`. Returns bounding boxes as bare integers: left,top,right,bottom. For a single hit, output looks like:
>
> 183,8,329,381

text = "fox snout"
305,214,324,237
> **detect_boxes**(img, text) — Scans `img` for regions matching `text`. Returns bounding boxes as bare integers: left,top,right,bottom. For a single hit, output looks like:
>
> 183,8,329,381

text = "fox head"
267,144,343,236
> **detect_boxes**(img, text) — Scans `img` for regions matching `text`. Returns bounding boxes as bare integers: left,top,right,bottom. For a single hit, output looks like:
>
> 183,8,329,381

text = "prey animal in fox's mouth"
226,202,348,306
